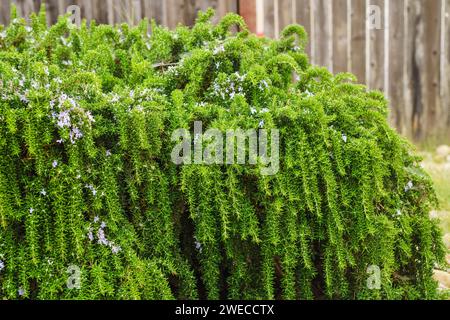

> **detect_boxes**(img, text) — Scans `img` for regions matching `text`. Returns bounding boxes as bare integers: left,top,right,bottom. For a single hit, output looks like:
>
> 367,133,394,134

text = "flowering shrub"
0,6,446,300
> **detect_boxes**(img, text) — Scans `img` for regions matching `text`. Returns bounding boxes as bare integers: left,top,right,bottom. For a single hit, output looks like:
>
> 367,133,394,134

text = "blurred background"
0,0,449,286
1,0,449,145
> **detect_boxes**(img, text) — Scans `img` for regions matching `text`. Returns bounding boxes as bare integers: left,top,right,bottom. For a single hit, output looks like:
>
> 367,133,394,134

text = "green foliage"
0,5,446,300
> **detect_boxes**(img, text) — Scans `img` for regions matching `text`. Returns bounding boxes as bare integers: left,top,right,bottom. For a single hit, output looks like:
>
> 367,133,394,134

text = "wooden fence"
0,0,449,143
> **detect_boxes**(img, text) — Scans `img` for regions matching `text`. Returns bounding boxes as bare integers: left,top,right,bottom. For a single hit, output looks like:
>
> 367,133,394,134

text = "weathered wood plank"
296,0,312,57
442,0,450,134
367,0,384,91
405,0,442,141
446,0,450,132
217,0,238,21
22,0,34,20
278,0,292,33
165,0,185,28
240,0,257,34
420,0,441,140
388,0,406,133
0,0,11,25
143,0,164,25
264,0,275,38
312,0,333,70
349,0,366,84
332,0,349,73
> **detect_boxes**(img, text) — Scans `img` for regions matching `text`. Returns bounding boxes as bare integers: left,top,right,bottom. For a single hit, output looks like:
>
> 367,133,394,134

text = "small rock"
430,210,439,219
436,145,450,158
444,234,450,250
433,270,450,289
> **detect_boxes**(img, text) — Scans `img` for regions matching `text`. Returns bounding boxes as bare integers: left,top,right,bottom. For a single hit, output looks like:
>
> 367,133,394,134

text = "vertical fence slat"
332,0,349,73
184,0,198,26
131,0,142,24
405,0,441,141
405,0,422,140
82,0,93,23
404,0,416,139
350,0,366,84
446,0,450,133
166,0,185,29
22,0,34,20
273,0,279,38
240,0,257,33
278,0,292,33
296,0,311,57
57,0,65,15
367,0,384,91
389,0,406,133
312,0,332,70
384,0,389,96
0,0,11,25
441,0,450,136
92,0,108,24
45,0,59,24
264,0,275,38
217,0,238,20
428,0,443,139
143,0,164,25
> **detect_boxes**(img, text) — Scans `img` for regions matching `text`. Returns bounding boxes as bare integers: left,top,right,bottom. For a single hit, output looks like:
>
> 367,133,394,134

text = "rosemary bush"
0,6,446,300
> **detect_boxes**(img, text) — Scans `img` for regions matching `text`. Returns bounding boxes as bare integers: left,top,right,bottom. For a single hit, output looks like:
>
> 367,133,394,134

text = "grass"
420,151,450,235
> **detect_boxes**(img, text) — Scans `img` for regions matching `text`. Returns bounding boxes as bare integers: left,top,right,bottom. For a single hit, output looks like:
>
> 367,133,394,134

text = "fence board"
332,0,348,73
389,0,406,133
367,0,384,91
263,0,275,38
420,0,441,139
296,0,311,57
444,0,450,133
278,0,292,33
349,0,366,84
0,0,11,26
311,0,332,70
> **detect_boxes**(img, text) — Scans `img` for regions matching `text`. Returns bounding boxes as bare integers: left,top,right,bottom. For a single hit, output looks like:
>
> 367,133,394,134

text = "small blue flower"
18,288,24,296
52,160,58,168
404,181,414,192
111,245,121,254
87,230,94,242
86,184,97,196
0,260,4,271
97,228,109,246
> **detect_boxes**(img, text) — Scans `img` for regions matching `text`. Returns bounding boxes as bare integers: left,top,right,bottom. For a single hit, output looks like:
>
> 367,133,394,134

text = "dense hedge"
0,6,446,300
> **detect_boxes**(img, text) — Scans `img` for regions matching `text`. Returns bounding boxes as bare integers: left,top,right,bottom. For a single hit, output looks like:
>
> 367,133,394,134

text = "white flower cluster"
211,72,246,101
108,88,162,113
87,217,122,254
404,181,414,192
194,236,202,253
50,94,95,144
